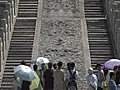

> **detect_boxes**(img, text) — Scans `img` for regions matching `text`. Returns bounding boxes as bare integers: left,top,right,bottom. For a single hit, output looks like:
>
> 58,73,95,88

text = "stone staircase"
85,0,114,67
0,0,38,89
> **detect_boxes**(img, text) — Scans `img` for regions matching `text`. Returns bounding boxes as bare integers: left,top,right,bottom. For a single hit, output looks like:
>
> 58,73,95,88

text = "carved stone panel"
43,0,80,17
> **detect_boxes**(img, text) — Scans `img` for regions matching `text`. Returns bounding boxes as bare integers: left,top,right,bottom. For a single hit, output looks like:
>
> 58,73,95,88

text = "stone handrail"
0,0,19,72
104,0,120,58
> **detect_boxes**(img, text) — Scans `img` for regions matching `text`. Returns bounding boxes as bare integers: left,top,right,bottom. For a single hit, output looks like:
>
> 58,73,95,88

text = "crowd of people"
87,64,120,90
14,61,79,90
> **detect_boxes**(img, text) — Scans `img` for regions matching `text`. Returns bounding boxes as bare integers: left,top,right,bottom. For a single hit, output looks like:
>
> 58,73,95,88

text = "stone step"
12,36,34,40
7,56,31,60
89,46,111,50
0,86,13,90
18,12,37,17
14,29,35,32
18,4,38,9
9,46,32,50
85,14,104,18
12,32,34,35
8,51,32,55
1,82,14,87
90,50,112,55
88,29,107,33
15,21,36,26
14,26,35,29
89,41,109,45
18,9,37,12
6,60,31,63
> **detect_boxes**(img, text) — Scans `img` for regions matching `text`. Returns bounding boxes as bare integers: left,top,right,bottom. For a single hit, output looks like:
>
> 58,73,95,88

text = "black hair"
48,62,53,69
95,64,101,69
113,66,118,71
57,61,63,68
33,64,38,71
70,62,75,69
53,63,57,69
67,62,71,70
20,60,26,65
110,72,114,78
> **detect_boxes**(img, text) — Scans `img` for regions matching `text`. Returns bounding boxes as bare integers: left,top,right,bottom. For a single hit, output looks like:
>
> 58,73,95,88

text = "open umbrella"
14,65,35,81
104,59,120,69
36,57,50,64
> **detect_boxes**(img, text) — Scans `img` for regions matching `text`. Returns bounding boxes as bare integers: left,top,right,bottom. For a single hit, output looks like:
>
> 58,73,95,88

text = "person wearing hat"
87,67,98,90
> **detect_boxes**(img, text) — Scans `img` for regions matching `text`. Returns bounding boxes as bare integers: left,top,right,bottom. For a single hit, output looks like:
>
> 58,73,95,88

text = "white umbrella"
104,59,120,69
36,57,50,64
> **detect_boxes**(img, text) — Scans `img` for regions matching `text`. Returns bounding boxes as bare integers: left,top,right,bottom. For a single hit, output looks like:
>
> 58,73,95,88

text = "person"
43,62,54,90
20,60,26,65
21,80,31,90
87,67,98,90
115,66,120,85
53,63,57,70
14,75,22,90
65,62,78,90
108,72,117,90
32,64,43,90
53,61,65,90
39,63,47,88
95,64,105,90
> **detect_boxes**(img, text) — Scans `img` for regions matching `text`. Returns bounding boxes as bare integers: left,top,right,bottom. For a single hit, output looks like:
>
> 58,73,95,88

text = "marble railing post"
0,38,3,72
104,0,120,58
0,28,5,62
3,10,10,41
0,38,2,72
1,19,7,50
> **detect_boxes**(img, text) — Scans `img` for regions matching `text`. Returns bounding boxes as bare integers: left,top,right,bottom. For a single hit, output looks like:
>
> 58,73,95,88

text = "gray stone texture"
37,0,88,89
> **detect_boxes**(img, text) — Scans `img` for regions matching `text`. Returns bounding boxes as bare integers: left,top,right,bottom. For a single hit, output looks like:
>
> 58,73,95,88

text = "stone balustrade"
0,0,19,72
104,0,120,58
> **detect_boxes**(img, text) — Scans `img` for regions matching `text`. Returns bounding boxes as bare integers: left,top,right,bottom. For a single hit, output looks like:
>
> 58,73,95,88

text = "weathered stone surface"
43,0,80,17
39,18,87,89
36,0,88,89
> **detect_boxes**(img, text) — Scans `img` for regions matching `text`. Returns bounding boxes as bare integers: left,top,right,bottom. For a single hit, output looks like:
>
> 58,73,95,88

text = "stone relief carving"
39,19,84,64
43,0,80,17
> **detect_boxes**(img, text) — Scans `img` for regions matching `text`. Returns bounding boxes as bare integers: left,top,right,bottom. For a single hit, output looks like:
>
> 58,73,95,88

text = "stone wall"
104,0,120,58
0,0,19,72
32,0,91,89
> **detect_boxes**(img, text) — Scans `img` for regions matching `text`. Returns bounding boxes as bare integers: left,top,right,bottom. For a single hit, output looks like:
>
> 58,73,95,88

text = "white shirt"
87,74,98,90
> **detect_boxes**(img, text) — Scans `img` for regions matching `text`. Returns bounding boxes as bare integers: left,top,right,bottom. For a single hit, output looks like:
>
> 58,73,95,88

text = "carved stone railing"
0,0,19,72
104,0,120,58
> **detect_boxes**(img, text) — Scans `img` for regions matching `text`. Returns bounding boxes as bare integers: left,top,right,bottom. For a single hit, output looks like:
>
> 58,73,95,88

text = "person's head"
57,61,63,69
118,65,120,71
88,67,94,75
41,63,46,70
48,62,52,69
67,62,71,70
113,66,118,72
53,63,57,70
110,72,115,79
70,62,75,70
95,64,102,71
20,60,26,65
33,64,38,71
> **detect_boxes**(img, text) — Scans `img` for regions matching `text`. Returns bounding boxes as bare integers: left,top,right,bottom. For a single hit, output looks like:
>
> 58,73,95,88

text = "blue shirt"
109,79,117,90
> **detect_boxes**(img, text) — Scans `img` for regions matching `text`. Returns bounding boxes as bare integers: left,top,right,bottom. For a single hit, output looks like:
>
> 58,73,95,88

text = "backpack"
68,70,77,87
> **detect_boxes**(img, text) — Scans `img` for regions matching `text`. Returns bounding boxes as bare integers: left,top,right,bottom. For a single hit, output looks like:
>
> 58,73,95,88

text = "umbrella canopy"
14,65,35,81
104,59,120,69
36,57,50,64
